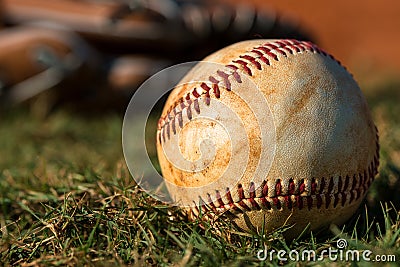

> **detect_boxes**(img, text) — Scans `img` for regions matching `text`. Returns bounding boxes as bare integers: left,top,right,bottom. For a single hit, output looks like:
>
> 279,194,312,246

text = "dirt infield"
226,0,400,77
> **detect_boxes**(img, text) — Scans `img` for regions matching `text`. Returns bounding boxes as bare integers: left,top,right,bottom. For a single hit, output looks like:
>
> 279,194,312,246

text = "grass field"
0,77,399,266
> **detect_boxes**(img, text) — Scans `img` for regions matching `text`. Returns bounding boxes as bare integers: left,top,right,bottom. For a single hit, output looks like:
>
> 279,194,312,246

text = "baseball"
156,39,379,238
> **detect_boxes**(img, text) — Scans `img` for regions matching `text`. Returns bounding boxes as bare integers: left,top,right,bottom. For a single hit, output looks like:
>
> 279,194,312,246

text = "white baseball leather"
156,39,379,238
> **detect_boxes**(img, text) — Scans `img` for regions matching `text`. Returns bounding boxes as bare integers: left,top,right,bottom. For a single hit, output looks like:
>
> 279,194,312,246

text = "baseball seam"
157,39,338,143
156,39,379,217
191,141,379,218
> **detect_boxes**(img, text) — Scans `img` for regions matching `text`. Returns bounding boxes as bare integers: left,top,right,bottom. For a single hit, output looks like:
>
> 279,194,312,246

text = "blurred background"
0,0,312,110
242,0,400,82
1,0,399,111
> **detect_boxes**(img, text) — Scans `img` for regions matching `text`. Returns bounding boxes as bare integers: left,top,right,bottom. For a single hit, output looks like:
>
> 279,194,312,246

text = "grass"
0,77,399,266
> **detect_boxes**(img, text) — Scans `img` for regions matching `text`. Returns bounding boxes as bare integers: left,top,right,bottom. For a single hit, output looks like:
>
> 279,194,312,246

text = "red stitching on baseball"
177,112,183,128
240,55,262,70
201,82,211,106
249,182,256,198
254,46,279,61
311,178,317,194
200,203,209,213
232,60,253,76
216,70,232,91
200,82,211,92
261,197,272,210
192,88,200,98
275,180,282,196
171,120,176,135
251,50,271,65
187,105,192,120
267,51,279,61
264,43,278,49
212,83,221,98
193,98,200,113
166,122,170,139
216,191,225,207
226,188,234,203
249,182,260,209
191,144,379,217
262,181,268,196
238,184,245,200
158,40,340,142
288,179,295,194
299,180,306,194
207,194,217,212
275,40,294,54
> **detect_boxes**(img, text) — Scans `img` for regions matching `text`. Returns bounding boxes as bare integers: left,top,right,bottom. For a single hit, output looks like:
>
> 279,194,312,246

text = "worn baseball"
156,39,379,238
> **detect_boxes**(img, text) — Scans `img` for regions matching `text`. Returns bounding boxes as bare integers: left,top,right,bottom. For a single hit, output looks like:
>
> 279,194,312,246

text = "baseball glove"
0,0,312,109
